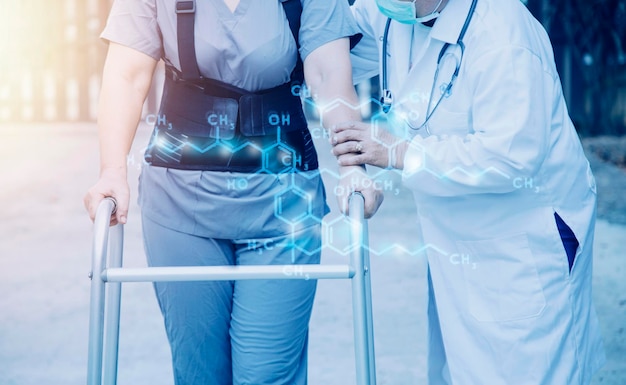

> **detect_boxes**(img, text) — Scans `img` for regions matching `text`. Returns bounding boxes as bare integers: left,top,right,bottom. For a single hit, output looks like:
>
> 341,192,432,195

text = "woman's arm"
303,37,383,218
84,42,158,225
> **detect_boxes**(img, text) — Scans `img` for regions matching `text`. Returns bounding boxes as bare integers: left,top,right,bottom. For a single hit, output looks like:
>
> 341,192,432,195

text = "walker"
86,193,377,385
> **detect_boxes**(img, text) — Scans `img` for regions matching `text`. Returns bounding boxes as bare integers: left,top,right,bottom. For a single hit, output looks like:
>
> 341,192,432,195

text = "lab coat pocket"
456,233,546,323
426,107,469,137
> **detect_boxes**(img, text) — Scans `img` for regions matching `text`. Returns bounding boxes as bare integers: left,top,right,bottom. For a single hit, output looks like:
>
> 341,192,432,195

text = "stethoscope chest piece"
380,89,393,113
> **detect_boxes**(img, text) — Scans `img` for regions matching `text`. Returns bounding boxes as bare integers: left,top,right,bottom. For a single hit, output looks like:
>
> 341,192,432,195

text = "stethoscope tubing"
380,0,478,121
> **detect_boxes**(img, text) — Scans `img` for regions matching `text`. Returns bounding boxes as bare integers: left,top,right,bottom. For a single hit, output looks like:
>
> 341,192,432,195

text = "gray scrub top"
101,0,359,91
101,0,358,239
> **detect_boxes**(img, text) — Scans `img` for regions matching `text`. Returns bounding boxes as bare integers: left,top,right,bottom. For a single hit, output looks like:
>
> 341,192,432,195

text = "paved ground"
0,122,624,384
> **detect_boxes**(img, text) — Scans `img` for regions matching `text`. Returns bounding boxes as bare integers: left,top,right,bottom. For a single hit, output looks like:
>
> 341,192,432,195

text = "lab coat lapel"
388,22,413,94
430,0,474,45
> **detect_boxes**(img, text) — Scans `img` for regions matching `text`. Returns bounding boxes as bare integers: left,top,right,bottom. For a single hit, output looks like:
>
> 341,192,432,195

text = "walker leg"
87,253,106,385
87,198,117,385
362,227,377,383
103,224,124,385
349,193,377,385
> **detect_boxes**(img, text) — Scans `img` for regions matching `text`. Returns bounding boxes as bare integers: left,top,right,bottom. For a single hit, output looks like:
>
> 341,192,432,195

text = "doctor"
333,0,606,383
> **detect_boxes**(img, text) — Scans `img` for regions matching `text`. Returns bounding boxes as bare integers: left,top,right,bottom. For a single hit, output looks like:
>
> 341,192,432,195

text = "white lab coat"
351,0,606,384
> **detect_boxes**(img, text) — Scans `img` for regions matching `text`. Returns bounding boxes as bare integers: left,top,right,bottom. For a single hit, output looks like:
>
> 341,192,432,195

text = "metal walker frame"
87,193,377,385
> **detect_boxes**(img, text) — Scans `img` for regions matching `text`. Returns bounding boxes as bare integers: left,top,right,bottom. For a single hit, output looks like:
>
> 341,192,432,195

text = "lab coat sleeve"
350,0,381,85
402,45,552,197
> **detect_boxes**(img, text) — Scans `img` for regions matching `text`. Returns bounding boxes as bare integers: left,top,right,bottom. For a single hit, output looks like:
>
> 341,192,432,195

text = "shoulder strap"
175,1,201,80
280,0,304,84
174,0,304,83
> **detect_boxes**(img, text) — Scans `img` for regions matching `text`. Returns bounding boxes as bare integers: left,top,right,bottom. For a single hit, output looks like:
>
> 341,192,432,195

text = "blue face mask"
375,0,443,25
375,0,418,24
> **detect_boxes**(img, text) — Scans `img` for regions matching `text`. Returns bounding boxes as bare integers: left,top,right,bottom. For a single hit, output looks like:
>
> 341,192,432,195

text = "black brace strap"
174,0,304,83
280,0,304,84
175,1,201,80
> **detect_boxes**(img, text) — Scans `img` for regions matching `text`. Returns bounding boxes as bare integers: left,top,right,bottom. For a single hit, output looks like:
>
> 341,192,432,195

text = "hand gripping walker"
87,193,377,385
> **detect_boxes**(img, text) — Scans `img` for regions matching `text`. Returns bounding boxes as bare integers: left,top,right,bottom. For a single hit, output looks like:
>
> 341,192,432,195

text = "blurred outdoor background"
0,1,625,385
1,0,626,135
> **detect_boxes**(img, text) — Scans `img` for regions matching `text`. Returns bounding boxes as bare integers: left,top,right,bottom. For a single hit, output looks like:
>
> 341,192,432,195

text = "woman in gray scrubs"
84,0,381,384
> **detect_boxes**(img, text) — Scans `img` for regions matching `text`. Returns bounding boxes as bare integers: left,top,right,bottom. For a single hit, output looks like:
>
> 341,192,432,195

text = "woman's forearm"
304,37,362,179
303,38,361,132
303,38,383,217
98,43,158,177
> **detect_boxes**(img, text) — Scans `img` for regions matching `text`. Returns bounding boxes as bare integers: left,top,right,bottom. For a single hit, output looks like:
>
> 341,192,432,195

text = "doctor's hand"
331,121,409,170
84,168,130,226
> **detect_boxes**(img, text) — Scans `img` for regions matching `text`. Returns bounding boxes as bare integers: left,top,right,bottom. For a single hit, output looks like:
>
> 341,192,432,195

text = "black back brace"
145,0,318,173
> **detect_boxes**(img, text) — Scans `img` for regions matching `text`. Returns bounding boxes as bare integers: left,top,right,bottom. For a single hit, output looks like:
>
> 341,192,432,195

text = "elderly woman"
84,0,381,384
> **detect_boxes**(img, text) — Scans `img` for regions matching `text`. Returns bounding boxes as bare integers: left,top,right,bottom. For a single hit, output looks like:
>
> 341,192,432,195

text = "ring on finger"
355,141,363,153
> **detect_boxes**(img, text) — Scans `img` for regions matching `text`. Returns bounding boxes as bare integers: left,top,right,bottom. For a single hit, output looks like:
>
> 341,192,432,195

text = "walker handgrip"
102,196,117,213
104,197,117,215
348,192,365,220
91,198,117,273
89,198,117,278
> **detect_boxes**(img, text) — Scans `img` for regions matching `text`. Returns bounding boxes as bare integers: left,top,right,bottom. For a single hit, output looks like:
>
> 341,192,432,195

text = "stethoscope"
380,0,478,131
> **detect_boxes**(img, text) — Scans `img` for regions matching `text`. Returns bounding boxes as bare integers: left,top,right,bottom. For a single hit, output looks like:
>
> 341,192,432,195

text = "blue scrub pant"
141,215,321,385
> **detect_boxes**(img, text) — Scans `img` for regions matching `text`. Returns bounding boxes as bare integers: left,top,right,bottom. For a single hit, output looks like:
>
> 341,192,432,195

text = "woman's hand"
331,121,409,170
84,168,130,226
335,165,384,219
